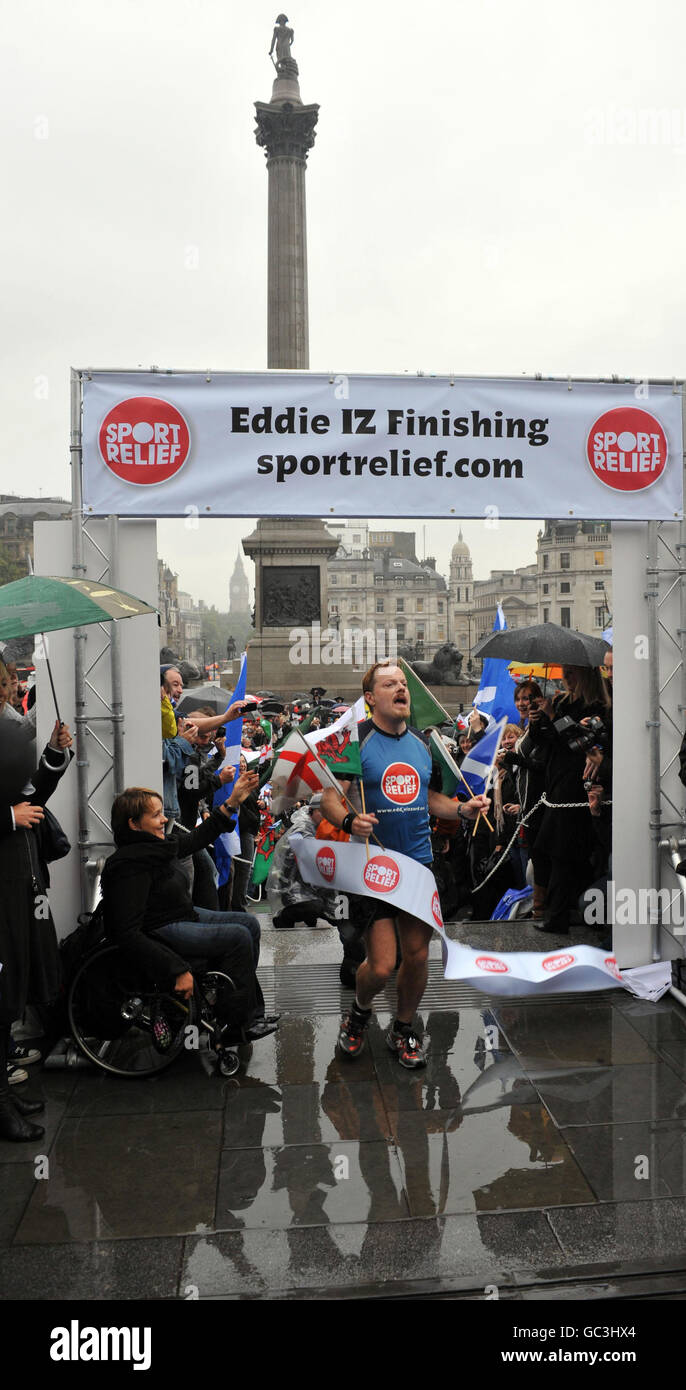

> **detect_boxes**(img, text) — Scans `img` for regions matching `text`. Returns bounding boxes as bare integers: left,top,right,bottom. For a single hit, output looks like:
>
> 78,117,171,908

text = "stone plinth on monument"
243,517,339,693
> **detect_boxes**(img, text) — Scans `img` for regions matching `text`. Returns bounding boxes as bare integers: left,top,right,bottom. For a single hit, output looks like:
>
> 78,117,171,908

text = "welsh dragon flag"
251,821,279,886
304,706,363,778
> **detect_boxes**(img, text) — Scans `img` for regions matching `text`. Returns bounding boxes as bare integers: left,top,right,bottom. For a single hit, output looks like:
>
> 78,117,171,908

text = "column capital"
254,101,319,163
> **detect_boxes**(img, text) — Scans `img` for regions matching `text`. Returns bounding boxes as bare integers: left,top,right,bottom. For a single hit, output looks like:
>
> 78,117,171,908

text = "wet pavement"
2,915,686,1299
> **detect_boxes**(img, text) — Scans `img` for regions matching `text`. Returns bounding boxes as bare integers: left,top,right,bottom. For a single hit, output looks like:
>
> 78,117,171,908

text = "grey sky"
2,0,684,607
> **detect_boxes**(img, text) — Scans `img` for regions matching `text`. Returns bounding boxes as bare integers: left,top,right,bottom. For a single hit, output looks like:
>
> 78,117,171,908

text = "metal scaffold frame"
647,506,686,961
70,369,125,911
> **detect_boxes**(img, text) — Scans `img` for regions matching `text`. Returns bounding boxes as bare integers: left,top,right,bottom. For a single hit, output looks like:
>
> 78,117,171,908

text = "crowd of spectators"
0,645,614,1141
429,657,613,943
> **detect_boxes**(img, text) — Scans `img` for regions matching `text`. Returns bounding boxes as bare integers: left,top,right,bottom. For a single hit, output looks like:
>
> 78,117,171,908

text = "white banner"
292,835,624,996
81,371,683,521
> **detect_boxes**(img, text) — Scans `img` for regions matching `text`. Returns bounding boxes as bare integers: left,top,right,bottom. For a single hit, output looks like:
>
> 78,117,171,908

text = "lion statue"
410,642,469,687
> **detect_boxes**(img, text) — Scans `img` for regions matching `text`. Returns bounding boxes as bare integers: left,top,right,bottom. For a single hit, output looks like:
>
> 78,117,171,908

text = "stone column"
255,70,318,368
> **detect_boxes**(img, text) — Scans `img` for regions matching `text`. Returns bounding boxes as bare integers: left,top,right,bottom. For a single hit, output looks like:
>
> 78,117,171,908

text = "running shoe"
337,1007,371,1058
385,1022,427,1070
7,1065,29,1085
8,1042,41,1066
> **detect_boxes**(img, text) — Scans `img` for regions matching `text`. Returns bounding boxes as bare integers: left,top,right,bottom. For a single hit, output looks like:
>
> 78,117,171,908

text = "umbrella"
508,661,563,681
176,683,234,716
0,574,157,723
473,622,609,669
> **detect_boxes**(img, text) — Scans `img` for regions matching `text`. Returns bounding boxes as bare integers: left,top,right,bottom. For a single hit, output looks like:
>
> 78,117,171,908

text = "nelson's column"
243,16,338,695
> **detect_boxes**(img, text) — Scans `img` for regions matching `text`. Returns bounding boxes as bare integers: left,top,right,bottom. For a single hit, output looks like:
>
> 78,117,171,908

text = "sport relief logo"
316,846,336,882
363,855,401,893
475,955,509,974
381,762,420,805
431,890,443,928
586,407,668,493
99,397,191,487
542,952,575,973
605,955,624,982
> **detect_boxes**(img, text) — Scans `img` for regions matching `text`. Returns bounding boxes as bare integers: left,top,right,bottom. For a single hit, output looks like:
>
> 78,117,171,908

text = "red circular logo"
604,955,623,981
315,846,336,883
98,396,191,486
475,955,509,974
363,855,401,893
431,890,443,928
542,953,575,972
586,407,668,493
381,762,420,805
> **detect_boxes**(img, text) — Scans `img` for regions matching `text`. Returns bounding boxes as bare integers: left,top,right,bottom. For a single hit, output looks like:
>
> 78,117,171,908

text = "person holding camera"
527,664,610,936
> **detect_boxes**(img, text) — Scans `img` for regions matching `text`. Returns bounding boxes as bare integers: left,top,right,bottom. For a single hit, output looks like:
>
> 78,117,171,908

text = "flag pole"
359,782,371,861
307,743,384,851
435,730,495,834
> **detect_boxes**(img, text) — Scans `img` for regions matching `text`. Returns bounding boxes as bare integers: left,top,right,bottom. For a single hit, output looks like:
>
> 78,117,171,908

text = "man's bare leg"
353,917,397,1010
395,914,432,1024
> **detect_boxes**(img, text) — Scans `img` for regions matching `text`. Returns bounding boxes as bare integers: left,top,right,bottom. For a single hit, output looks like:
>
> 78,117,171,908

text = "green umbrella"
0,575,157,722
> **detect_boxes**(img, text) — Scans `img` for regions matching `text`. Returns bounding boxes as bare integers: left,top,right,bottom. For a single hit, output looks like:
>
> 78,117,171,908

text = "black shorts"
346,861,435,937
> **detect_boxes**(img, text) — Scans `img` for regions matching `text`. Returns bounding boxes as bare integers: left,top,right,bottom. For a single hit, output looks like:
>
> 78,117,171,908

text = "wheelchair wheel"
194,970,236,1035
68,944,194,1078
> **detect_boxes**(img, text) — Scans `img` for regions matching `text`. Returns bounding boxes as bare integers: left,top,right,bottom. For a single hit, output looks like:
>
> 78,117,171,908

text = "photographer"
579,648,613,945
527,664,610,936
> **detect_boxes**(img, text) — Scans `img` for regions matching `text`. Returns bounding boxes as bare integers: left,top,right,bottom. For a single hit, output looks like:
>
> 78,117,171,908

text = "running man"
320,661,490,1069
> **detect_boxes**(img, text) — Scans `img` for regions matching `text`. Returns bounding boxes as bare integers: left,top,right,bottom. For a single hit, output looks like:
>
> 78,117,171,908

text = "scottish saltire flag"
213,652,247,887
473,603,519,723
459,716,507,798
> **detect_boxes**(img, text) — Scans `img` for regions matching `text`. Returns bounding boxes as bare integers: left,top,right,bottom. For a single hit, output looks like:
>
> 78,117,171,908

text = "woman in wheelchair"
101,776,278,1051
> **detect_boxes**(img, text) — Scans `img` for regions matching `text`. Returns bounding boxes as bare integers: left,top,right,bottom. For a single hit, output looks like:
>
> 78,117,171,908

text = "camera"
498,748,519,769
553,714,609,754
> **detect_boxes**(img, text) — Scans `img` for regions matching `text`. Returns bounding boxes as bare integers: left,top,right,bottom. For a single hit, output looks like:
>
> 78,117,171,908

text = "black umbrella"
472,622,609,668
176,683,233,716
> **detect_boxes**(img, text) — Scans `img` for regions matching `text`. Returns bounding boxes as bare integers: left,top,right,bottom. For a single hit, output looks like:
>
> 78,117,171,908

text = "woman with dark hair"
513,680,544,732
527,664,611,935
100,773,278,1050
0,718,74,1141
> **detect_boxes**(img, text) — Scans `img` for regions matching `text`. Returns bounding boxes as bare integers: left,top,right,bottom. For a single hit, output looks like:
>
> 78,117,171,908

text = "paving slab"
14,1110,223,1243
0,1237,184,1300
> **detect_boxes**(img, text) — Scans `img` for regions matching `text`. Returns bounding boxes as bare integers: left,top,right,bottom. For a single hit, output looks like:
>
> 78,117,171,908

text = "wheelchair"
67,943,242,1079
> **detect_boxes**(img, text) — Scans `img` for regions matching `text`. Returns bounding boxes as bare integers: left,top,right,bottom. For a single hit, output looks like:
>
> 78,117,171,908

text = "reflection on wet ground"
3,955,686,1298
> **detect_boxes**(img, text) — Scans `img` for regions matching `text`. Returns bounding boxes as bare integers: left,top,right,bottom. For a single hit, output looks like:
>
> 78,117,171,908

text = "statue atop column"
269,14,299,77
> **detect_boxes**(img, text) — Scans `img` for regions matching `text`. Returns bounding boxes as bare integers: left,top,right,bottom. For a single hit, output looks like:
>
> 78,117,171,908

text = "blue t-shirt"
349,719,435,865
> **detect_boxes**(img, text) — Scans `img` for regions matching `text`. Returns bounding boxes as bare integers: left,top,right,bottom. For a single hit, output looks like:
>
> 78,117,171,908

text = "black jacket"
176,747,223,830
100,806,236,989
0,742,73,1023
528,692,606,862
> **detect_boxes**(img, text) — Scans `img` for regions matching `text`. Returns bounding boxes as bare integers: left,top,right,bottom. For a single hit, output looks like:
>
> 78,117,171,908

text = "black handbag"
39,806,71,862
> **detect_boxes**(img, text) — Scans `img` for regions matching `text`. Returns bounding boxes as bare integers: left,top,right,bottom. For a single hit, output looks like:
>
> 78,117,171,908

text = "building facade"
326,521,448,654
536,520,612,634
0,496,71,581
177,590,203,665
157,560,180,652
